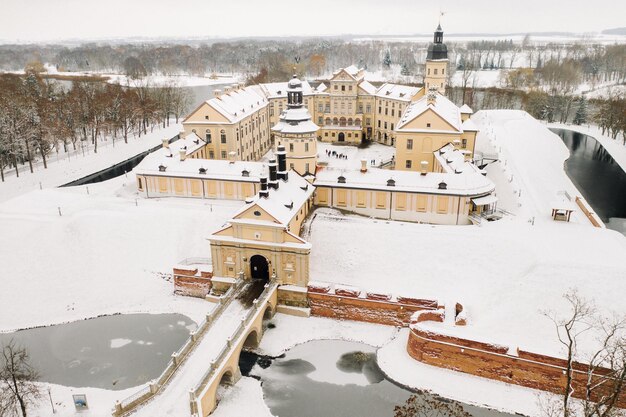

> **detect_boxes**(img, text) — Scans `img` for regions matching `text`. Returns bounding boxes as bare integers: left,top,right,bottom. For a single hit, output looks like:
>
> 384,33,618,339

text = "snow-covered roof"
204,85,268,124
259,81,316,99
135,151,266,182
168,132,206,156
396,92,462,132
314,83,327,93
233,170,315,226
313,166,494,197
358,80,377,95
272,107,319,135
434,143,482,175
462,118,479,132
331,65,365,81
460,104,474,114
375,83,421,102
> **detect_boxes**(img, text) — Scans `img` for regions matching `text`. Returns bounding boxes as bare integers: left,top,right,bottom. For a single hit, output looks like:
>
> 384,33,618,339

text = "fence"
112,277,246,417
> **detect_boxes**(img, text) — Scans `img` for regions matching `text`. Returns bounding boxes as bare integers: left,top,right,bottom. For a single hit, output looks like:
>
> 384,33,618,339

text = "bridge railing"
190,281,278,412
112,278,246,417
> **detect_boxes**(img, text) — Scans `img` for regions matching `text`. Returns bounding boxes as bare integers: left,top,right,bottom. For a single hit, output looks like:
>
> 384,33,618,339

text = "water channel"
241,339,516,417
0,313,195,390
550,128,626,234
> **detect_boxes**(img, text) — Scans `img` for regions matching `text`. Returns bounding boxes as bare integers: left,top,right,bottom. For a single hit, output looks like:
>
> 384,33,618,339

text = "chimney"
259,176,269,198
276,145,288,182
228,151,236,164
420,160,428,175
213,89,222,98
268,158,279,189
179,149,187,161
162,138,169,149
427,89,437,105
360,159,368,173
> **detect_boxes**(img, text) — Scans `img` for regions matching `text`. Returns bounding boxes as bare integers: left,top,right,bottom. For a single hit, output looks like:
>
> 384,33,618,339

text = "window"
391,109,395,117
220,130,226,143
407,139,413,150
462,139,468,148
318,117,323,124
384,122,388,129
434,69,438,75
209,150,215,159
334,85,338,90
137,178,143,190
205,115,208,120
427,123,431,128
385,108,388,115
366,105,371,113
390,123,394,130
405,160,412,169
305,143,309,152
349,85,352,91
341,85,345,91
289,143,294,152
290,163,295,170
205,130,212,143
305,163,310,172
442,68,445,75
428,68,431,75
221,151,227,159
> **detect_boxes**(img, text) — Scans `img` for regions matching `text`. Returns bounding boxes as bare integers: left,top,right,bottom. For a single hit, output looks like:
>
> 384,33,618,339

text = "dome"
288,75,302,90
427,43,448,60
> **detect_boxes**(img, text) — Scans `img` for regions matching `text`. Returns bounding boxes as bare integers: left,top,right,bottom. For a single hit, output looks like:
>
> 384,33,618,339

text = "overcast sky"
1,0,625,42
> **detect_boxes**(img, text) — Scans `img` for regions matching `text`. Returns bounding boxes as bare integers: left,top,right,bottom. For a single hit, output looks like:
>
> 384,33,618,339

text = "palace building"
181,25,465,162
136,24,496,230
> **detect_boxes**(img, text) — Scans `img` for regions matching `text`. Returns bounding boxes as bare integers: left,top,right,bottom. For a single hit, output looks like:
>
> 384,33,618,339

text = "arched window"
355,118,361,127
220,130,226,144
205,129,212,143
325,118,331,125
347,118,353,126
333,117,338,125
339,117,346,127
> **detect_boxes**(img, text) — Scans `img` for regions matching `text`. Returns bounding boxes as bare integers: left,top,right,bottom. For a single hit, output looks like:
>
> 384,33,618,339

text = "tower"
424,24,449,95
271,74,319,177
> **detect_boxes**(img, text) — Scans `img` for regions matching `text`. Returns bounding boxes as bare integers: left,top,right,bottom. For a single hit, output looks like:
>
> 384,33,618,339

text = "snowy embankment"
0,176,240,332
473,110,592,224
547,121,626,173
0,123,181,203
308,208,626,358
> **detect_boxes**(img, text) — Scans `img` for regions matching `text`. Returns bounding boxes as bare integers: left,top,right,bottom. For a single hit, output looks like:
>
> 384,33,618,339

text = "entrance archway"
250,255,269,281
338,132,345,142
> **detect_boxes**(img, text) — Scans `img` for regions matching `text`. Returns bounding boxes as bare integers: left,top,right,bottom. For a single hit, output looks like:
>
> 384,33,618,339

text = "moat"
240,339,516,417
551,128,626,235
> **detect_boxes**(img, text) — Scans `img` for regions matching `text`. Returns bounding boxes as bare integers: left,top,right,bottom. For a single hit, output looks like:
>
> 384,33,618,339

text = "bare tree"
0,340,43,417
544,291,626,417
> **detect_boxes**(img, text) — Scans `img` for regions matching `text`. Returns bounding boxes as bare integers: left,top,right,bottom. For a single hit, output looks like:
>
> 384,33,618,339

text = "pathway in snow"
133,294,248,417
0,123,181,203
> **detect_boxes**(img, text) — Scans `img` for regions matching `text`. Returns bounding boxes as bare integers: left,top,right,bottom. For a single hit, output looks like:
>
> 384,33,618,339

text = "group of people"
325,149,348,160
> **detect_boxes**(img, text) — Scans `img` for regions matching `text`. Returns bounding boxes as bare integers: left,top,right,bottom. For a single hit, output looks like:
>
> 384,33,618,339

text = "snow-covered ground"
104,73,241,88
308,208,626,358
0,123,181,203
0,175,239,331
474,110,593,224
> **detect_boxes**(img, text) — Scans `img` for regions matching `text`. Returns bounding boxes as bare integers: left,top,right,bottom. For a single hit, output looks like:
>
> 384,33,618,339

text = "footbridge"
117,280,278,417
190,280,278,416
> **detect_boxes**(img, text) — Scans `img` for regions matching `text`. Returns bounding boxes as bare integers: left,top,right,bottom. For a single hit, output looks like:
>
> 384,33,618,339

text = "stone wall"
407,325,626,407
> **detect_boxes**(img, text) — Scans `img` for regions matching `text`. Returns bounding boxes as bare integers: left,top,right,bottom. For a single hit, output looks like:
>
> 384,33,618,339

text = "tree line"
0,72,191,181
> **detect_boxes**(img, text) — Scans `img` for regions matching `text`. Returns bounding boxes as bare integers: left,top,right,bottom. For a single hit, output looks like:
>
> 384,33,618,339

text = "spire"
434,24,444,44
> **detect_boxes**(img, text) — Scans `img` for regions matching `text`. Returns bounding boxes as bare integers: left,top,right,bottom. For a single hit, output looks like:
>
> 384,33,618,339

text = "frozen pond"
0,313,196,390
241,339,516,417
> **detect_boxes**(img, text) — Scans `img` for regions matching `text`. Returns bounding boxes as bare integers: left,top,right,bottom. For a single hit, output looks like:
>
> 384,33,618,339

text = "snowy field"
0,176,240,331
308,208,626,357
0,123,181,203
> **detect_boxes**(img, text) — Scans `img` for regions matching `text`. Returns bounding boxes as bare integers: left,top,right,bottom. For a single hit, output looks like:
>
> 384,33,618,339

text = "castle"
134,25,497,287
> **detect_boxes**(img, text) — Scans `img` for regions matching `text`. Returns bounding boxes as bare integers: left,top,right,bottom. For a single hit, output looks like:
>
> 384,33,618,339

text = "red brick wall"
174,275,212,298
308,292,437,326
407,326,626,407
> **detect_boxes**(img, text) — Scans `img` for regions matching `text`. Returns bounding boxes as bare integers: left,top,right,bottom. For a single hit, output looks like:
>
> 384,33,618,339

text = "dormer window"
338,176,346,184
284,201,294,209
199,167,207,174
242,169,250,177
438,181,447,190
158,165,167,172
387,179,396,187
300,184,308,191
